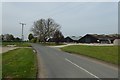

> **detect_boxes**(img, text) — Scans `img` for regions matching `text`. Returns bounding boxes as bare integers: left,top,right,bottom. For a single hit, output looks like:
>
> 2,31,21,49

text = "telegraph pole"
20,23,26,41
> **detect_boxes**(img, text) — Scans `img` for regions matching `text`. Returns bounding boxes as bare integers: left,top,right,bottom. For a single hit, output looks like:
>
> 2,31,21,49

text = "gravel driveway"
0,47,19,53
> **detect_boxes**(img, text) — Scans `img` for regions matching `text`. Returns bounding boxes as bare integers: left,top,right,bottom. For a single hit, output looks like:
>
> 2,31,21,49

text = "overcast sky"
2,2,118,40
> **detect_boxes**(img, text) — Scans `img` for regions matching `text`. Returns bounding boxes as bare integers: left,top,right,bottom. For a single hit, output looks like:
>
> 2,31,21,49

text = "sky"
2,2,118,40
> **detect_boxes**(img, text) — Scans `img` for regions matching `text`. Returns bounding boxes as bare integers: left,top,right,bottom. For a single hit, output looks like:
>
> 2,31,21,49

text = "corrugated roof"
87,34,119,40
67,36,82,40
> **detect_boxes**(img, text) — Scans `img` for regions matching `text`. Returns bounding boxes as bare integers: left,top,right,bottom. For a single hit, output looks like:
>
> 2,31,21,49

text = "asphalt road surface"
32,43,118,79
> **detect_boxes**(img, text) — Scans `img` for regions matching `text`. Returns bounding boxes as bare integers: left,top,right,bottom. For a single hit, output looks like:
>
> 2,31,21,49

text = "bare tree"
53,30,64,44
31,18,60,42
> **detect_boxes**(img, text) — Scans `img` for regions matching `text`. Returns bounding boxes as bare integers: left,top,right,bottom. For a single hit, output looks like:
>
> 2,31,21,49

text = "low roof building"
79,34,119,44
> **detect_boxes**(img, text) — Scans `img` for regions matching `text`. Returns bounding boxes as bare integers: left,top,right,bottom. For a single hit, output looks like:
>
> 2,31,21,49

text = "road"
32,43,118,79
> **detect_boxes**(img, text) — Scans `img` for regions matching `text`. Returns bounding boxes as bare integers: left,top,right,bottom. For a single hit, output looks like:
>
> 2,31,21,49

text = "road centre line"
65,58,102,80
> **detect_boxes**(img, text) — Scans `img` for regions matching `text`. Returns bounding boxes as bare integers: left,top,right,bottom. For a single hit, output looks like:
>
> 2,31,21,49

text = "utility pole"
20,23,26,41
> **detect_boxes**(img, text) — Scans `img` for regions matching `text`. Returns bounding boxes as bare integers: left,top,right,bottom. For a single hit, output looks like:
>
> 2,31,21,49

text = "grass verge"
61,45,118,64
2,42,31,47
0,54,1,79
39,42,65,46
2,48,37,79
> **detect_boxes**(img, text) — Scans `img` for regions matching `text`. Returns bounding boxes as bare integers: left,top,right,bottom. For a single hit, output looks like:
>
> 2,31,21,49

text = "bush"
31,38,37,43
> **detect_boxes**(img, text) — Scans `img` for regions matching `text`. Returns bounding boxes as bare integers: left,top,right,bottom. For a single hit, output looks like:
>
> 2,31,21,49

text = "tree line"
0,34,21,42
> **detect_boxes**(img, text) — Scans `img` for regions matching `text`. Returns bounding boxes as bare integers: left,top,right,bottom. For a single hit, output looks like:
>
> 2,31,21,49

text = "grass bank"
2,48,37,79
2,42,31,47
39,42,65,46
61,45,118,64
0,54,1,79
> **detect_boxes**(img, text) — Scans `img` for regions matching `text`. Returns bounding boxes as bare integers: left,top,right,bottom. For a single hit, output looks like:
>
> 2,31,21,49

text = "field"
61,45,119,64
2,48,37,79
2,42,31,47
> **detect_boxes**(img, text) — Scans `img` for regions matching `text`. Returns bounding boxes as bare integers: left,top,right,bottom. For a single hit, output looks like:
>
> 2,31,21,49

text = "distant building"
79,34,119,44
64,36,82,43
47,37,54,42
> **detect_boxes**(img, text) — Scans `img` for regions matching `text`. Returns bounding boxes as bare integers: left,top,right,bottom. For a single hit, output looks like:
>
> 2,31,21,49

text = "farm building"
79,34,118,44
64,36,82,43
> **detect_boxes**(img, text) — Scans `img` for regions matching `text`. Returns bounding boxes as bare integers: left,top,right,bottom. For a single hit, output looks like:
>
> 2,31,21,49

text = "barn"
79,34,98,43
79,34,118,44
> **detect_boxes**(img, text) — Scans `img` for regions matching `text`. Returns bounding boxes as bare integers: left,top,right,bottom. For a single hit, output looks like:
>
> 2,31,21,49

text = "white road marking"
65,58,101,80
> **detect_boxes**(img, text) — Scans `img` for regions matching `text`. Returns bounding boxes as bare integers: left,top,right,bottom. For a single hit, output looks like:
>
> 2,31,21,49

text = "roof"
87,34,119,40
66,36,82,41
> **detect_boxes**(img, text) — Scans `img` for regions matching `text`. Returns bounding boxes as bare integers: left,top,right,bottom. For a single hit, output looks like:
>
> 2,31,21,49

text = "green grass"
61,45,119,64
2,42,31,47
39,42,65,46
2,48,37,79
0,54,2,79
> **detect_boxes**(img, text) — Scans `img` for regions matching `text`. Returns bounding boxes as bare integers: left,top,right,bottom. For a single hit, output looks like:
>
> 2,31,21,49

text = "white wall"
113,39,120,45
